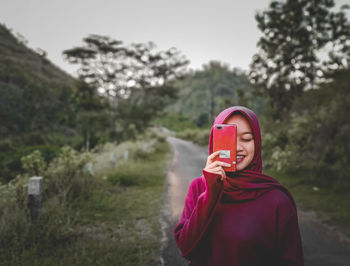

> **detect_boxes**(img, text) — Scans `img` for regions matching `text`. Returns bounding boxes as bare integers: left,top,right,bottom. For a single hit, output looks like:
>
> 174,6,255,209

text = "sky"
0,0,348,76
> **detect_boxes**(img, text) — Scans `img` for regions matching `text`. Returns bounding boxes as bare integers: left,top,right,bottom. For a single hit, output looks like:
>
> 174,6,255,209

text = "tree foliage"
249,0,350,115
63,35,189,139
262,68,350,189
166,61,262,127
63,35,188,99
69,81,111,151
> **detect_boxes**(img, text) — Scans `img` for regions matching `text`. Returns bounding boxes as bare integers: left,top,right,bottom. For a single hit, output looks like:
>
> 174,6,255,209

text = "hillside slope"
0,24,76,136
0,24,80,182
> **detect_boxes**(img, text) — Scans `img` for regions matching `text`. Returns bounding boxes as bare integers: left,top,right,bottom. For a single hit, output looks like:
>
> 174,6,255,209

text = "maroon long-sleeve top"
175,171,304,265
174,106,304,266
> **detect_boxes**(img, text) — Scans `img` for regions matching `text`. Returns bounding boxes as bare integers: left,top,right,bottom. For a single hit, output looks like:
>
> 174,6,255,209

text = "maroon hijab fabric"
209,106,295,204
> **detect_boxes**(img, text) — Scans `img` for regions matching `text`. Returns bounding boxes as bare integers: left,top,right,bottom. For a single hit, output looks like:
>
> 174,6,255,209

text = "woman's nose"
237,140,243,152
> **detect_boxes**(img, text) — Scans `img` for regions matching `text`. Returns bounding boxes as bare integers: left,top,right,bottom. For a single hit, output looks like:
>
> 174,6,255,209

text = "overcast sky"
1,0,348,76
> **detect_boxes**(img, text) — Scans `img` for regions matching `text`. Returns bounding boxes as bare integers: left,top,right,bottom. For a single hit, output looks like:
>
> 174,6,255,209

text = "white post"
28,177,43,221
85,162,95,176
109,153,116,167
123,150,129,160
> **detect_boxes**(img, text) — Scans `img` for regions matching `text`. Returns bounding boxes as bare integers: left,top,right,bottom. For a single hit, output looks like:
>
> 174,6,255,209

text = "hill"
0,24,79,182
0,23,76,137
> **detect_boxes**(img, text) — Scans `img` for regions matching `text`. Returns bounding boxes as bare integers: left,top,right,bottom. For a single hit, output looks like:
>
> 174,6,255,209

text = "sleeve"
277,197,305,266
174,170,224,260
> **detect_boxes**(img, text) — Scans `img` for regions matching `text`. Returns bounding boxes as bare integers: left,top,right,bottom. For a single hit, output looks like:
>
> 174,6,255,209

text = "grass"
0,140,171,266
268,170,350,238
57,141,170,265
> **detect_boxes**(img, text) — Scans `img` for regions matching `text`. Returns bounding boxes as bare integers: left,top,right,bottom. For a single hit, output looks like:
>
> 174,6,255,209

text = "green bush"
176,127,210,146
0,142,61,183
261,69,350,191
0,132,171,265
152,112,196,132
0,145,93,264
51,149,91,197
107,141,166,188
107,168,141,187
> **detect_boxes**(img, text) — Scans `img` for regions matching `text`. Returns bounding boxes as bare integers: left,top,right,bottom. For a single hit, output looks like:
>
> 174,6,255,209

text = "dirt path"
161,136,350,266
161,137,207,266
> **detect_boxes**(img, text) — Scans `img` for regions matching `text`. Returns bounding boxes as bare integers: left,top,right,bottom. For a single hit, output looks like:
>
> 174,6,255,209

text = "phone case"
212,124,237,172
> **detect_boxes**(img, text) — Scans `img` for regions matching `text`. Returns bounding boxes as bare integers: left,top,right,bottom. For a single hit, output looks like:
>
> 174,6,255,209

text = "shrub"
176,127,210,146
0,143,61,183
0,145,93,264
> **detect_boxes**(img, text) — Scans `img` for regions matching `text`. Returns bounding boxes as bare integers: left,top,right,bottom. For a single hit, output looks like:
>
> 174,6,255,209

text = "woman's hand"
203,151,231,181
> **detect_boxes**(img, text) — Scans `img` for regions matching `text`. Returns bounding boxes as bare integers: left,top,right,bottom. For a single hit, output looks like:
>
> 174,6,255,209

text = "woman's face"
224,114,255,171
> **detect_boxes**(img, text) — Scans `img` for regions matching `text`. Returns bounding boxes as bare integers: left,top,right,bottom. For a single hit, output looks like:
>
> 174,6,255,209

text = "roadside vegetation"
0,129,170,265
175,128,210,147
1,23,177,265
267,169,350,238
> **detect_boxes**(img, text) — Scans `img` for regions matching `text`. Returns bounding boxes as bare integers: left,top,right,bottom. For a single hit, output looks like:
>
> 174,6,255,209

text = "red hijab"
209,106,295,204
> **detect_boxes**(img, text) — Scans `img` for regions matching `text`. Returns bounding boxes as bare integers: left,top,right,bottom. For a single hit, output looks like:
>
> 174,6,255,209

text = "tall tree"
63,35,188,99
201,62,237,122
70,81,110,151
249,0,350,116
166,61,261,126
188,61,252,123
63,35,189,139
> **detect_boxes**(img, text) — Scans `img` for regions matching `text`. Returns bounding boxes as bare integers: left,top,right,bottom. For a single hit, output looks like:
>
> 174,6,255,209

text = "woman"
174,106,304,266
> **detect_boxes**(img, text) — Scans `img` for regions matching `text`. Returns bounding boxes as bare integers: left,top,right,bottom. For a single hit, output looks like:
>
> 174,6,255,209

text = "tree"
63,35,188,139
164,61,262,126
272,68,350,188
200,62,238,121
70,81,110,151
188,61,253,122
63,35,188,101
249,0,350,116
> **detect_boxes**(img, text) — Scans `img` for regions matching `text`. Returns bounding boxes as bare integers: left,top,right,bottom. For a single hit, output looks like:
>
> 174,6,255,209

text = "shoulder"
188,176,206,194
264,189,301,227
263,189,296,213
184,176,207,202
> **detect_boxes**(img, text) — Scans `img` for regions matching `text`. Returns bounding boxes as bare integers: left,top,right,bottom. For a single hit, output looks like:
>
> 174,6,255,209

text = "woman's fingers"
204,152,230,181
210,166,224,172
206,160,231,169
204,166,227,180
206,151,220,165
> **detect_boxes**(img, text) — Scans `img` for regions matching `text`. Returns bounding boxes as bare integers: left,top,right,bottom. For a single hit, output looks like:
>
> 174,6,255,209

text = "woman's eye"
242,138,253,142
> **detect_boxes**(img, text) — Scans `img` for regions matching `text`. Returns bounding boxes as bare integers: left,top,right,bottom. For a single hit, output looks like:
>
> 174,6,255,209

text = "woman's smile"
236,155,245,164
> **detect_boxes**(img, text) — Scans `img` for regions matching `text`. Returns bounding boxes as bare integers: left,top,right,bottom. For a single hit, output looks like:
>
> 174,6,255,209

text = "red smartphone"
212,124,237,172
